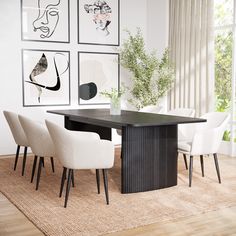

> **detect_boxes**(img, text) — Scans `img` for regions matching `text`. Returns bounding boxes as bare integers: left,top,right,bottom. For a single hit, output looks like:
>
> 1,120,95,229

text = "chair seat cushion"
178,141,191,152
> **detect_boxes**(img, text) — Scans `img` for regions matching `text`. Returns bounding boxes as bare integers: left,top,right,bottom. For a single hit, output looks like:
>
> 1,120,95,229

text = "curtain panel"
168,0,214,116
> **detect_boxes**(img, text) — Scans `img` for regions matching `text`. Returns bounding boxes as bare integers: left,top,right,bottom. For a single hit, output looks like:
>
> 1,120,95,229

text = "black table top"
48,109,206,129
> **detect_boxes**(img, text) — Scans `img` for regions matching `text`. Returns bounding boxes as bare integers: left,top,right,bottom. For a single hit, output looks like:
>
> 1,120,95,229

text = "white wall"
147,0,169,112
147,0,169,56
0,0,168,155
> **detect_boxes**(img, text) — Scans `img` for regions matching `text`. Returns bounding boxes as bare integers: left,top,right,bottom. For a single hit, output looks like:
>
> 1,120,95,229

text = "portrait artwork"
21,0,70,43
78,0,120,45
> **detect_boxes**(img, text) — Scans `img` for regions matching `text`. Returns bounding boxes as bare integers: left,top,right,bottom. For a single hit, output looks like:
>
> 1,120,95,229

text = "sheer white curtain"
168,0,214,116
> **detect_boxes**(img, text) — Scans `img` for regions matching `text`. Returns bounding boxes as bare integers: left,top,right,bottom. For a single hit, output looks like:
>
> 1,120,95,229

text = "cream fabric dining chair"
3,111,29,176
140,105,164,114
46,120,115,208
18,115,55,190
166,108,195,170
178,112,230,187
166,108,195,117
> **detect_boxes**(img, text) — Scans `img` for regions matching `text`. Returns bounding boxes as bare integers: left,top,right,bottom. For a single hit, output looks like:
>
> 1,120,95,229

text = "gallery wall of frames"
0,0,168,155
21,0,120,107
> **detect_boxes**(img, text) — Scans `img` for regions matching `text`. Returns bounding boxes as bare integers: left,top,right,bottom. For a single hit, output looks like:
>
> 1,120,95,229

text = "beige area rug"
0,149,236,236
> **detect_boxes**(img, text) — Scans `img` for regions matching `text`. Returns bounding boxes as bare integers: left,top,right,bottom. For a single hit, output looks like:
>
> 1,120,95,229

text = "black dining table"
48,109,206,194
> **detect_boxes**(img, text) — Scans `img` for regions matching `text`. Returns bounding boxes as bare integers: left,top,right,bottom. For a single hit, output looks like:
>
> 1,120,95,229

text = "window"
214,0,236,155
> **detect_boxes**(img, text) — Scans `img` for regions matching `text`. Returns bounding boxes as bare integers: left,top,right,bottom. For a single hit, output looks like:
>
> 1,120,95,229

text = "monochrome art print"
78,0,120,46
78,52,120,105
22,49,70,106
21,0,70,43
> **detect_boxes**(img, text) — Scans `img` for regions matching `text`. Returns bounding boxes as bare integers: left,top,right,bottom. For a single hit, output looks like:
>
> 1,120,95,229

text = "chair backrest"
45,120,74,168
140,105,164,114
166,108,195,141
167,108,195,117
46,120,114,169
18,115,55,157
200,112,230,130
191,112,230,155
3,111,28,147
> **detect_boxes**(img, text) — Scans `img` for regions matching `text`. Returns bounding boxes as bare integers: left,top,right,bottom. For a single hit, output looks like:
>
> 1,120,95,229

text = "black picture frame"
78,0,120,46
22,49,71,107
21,0,70,43
78,51,120,105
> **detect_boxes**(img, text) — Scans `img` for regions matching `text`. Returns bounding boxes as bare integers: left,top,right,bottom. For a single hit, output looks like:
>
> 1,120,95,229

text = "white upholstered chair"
178,112,230,187
45,120,115,208
166,108,195,169
166,108,195,117
3,111,29,176
18,115,55,190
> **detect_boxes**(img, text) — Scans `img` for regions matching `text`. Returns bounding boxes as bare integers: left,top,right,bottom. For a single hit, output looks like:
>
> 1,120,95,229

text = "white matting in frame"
78,0,120,46
78,52,120,105
21,0,70,43
22,49,70,107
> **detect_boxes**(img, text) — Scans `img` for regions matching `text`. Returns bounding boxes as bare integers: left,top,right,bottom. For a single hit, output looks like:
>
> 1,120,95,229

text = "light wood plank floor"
0,193,43,236
0,155,236,236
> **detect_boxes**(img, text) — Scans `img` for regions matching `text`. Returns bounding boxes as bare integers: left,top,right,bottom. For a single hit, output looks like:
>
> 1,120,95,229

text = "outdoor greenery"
119,29,174,110
215,30,232,112
214,0,233,141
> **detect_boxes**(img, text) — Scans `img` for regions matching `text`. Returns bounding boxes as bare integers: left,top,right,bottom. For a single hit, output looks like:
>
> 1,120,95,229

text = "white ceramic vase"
110,97,121,115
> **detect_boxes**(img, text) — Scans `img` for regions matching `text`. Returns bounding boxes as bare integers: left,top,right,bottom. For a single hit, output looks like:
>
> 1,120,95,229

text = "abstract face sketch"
84,0,112,36
32,0,61,39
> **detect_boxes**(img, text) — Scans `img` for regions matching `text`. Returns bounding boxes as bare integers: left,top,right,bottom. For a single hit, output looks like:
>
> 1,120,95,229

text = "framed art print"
22,49,70,107
21,0,70,43
78,52,120,105
78,0,120,46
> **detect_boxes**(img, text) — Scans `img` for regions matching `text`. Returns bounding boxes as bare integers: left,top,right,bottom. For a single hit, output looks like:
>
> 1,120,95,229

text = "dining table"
48,109,206,194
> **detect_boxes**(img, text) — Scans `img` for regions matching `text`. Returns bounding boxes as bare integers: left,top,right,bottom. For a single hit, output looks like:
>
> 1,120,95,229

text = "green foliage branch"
214,1,233,141
119,29,174,110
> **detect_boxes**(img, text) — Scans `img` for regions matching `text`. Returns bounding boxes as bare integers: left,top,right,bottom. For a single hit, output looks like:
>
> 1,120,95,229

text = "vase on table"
110,97,121,115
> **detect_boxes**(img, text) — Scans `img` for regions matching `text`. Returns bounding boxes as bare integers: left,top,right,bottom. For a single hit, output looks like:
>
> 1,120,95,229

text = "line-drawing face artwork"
26,52,69,103
32,0,61,39
84,0,112,37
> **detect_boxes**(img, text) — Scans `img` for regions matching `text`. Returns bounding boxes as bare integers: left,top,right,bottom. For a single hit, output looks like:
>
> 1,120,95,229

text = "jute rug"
0,149,236,236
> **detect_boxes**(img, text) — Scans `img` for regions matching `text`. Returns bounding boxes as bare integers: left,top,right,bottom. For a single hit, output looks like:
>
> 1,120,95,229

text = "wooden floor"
0,193,43,236
0,155,236,236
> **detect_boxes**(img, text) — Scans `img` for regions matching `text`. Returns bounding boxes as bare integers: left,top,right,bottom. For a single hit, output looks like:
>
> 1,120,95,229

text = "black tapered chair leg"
14,145,20,171
183,154,188,170
31,156,38,183
22,147,28,176
64,169,72,208
213,153,221,183
102,169,109,205
96,169,100,194
200,155,204,177
71,170,75,188
50,157,55,173
42,157,45,168
36,157,43,190
189,156,193,187
59,167,67,197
